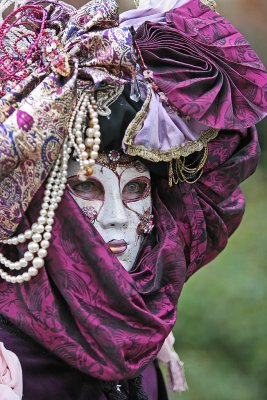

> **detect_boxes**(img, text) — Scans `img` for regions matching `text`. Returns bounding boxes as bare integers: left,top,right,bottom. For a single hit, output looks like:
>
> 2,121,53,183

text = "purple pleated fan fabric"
135,0,267,129
0,127,259,380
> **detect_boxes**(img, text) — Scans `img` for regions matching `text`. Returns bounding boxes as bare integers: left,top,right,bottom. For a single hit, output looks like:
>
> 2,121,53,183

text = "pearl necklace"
0,93,101,284
68,93,100,181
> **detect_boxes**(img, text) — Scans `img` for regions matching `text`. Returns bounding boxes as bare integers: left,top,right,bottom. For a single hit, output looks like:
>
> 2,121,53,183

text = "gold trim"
123,82,152,149
168,146,209,186
96,84,124,116
200,0,217,11
124,120,219,163
123,83,219,186
123,85,219,163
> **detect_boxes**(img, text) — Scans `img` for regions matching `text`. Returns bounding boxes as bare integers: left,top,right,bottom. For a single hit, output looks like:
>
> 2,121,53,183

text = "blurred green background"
169,1,267,399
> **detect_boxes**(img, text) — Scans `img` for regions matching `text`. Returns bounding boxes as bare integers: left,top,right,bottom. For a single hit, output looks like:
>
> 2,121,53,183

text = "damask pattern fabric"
0,0,266,240
0,71,77,240
0,0,265,394
135,0,267,129
0,127,259,380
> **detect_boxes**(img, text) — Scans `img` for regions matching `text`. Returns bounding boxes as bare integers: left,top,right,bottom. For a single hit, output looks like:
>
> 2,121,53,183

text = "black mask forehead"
98,84,168,178
98,84,143,151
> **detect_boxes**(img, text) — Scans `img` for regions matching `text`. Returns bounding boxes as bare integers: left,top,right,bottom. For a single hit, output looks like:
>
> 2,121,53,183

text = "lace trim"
124,128,219,162
124,86,219,162
96,84,124,116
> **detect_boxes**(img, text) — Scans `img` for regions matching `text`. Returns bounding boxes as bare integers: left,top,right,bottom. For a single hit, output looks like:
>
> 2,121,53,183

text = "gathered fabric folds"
135,0,267,129
0,69,78,240
0,0,135,241
0,126,259,380
0,0,266,243
0,342,23,400
0,0,264,387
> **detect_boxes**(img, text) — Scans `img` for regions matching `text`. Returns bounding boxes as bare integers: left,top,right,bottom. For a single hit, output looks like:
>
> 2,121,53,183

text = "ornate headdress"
0,0,266,284
0,1,265,396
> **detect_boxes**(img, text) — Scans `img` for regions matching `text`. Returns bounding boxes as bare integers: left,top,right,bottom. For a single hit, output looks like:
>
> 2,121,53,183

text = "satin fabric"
0,0,263,389
0,342,22,400
1,0,266,240
0,127,259,381
136,0,267,129
0,316,160,399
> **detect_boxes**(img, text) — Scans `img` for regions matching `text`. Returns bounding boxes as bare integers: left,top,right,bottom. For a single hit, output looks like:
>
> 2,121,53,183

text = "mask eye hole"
122,177,150,203
67,177,104,201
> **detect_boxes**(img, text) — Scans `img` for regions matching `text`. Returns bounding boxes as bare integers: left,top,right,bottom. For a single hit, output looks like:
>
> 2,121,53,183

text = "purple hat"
0,0,265,391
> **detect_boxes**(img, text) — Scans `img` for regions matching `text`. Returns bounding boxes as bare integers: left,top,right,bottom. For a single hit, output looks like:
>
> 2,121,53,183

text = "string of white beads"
0,92,101,284
0,143,69,283
68,93,101,181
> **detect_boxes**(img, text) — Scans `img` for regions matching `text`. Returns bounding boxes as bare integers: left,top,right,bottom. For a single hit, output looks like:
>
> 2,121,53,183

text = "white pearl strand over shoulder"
0,93,101,284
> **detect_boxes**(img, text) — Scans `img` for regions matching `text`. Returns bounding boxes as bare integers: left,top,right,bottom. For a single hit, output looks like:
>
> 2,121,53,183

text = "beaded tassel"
0,3,72,96
168,146,209,186
0,4,47,95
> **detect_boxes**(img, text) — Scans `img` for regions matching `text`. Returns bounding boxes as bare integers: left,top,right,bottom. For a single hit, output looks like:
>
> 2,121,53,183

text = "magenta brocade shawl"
0,127,259,380
135,0,267,129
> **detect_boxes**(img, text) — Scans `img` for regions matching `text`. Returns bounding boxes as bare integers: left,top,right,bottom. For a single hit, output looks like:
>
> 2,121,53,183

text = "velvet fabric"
0,127,259,382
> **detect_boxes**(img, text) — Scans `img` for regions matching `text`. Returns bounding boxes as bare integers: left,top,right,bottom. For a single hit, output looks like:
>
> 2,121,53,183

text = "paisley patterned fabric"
0,315,161,400
0,69,77,240
0,0,135,241
0,0,266,241
0,127,260,380
0,0,265,387
135,0,267,129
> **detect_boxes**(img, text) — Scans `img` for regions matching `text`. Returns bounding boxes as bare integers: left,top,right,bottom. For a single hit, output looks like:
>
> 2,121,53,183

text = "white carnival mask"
67,152,153,271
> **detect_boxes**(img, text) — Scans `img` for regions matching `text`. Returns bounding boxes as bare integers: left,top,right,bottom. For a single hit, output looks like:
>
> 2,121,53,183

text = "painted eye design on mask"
122,177,150,202
67,177,104,201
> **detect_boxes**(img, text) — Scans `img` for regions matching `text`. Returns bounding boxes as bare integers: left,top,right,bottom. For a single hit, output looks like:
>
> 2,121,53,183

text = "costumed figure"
0,0,266,398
